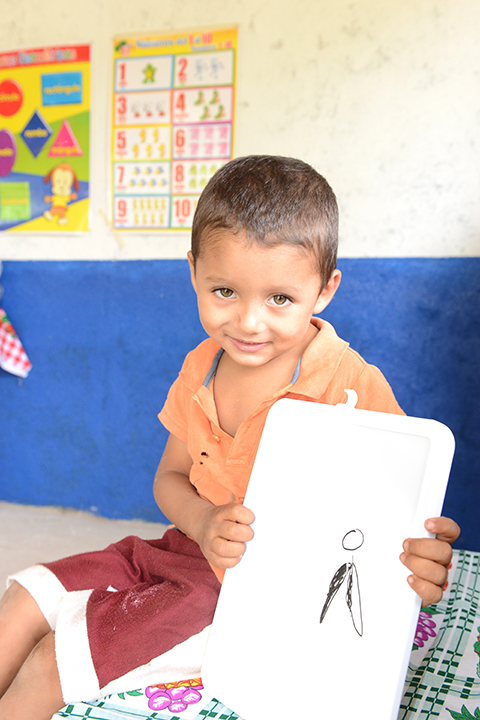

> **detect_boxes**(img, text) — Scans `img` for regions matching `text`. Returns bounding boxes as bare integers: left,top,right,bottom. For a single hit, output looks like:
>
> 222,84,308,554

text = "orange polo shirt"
158,318,403,580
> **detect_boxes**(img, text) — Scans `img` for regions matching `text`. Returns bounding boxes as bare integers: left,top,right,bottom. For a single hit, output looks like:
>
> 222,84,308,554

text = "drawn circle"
0,129,17,176
0,79,23,117
342,528,364,551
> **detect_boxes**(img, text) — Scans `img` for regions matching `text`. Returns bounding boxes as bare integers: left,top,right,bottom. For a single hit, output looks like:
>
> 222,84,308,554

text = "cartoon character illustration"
115,40,132,56
43,164,79,225
320,528,364,636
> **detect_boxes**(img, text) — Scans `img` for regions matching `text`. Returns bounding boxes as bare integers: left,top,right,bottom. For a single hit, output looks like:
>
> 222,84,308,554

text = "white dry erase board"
202,394,455,720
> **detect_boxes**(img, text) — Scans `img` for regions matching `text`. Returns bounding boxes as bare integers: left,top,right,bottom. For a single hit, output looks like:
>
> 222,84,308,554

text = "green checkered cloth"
56,695,241,720
399,549,480,719
54,549,480,720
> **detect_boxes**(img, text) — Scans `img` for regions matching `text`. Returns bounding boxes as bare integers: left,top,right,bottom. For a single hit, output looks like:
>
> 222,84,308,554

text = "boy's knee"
1,580,50,640
27,631,61,690
30,630,55,664
2,631,65,714
2,580,34,609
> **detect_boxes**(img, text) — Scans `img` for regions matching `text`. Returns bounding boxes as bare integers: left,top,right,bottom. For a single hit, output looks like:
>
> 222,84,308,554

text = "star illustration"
143,63,156,83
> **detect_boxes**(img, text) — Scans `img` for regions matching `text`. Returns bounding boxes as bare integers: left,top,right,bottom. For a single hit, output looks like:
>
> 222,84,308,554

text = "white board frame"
202,397,455,720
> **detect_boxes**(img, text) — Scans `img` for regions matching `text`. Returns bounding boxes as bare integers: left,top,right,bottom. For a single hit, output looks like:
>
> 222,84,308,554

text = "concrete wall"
1,0,479,549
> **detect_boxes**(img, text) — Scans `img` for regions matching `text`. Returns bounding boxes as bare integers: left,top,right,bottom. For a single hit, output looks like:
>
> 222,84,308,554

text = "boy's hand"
195,502,255,569
400,516,461,606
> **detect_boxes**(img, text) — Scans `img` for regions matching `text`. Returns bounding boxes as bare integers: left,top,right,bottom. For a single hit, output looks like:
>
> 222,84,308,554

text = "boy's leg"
1,530,220,706
0,630,64,720
0,581,50,697
54,531,221,699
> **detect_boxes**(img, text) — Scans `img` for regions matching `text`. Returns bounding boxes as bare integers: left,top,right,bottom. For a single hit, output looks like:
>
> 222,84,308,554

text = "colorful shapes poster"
112,28,237,231
0,44,90,232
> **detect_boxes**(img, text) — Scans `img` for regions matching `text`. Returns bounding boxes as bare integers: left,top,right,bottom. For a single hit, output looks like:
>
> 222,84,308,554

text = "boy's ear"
187,251,197,292
313,269,341,314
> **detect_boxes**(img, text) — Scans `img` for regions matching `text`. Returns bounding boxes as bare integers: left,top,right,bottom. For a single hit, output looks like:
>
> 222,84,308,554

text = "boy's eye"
214,287,235,298
269,294,291,306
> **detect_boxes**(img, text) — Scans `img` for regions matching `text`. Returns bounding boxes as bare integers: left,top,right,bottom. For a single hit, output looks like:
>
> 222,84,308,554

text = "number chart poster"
112,27,237,231
0,44,90,232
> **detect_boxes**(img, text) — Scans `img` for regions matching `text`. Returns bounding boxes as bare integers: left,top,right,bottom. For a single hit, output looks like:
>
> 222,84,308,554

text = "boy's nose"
237,302,266,334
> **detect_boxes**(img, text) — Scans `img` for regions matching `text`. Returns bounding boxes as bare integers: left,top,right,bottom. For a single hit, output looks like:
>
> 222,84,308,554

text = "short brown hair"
191,155,338,288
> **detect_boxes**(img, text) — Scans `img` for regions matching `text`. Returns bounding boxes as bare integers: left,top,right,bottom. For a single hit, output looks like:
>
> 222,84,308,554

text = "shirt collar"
201,317,348,399
291,317,350,398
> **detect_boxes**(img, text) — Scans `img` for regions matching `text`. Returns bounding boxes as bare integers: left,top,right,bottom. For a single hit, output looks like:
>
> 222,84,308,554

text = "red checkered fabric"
0,308,32,378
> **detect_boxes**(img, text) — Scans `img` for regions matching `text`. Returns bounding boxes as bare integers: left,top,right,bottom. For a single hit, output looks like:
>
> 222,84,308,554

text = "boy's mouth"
228,336,270,352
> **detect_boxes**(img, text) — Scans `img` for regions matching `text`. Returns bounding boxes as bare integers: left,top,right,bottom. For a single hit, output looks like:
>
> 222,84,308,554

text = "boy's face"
188,231,340,371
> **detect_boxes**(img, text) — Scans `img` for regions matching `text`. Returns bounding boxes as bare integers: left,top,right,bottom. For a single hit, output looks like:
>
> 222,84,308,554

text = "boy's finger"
221,518,254,543
424,517,461,543
400,553,449,588
403,537,452,566
406,575,444,607
209,551,244,569
212,536,247,560
224,502,255,525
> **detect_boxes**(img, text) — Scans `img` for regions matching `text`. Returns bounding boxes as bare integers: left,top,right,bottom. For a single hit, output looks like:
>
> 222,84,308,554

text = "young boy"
0,156,459,720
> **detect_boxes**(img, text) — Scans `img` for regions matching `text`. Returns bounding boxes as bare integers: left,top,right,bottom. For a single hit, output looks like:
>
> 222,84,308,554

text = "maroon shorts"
32,528,221,699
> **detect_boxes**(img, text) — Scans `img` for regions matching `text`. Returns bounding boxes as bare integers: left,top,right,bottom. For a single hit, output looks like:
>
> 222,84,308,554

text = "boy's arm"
400,516,461,606
154,433,254,569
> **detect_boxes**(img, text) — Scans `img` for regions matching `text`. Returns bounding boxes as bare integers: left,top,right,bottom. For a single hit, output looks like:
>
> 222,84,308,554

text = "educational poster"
111,27,237,231
0,44,90,232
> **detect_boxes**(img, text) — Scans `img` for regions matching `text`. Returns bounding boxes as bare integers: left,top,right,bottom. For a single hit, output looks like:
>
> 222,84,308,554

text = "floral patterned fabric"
53,549,480,720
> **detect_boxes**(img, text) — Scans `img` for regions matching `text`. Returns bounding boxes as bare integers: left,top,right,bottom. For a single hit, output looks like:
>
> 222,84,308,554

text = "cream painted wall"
0,0,479,260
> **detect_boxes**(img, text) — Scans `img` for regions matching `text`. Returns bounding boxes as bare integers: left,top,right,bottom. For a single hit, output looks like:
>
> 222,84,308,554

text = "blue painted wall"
1,258,479,550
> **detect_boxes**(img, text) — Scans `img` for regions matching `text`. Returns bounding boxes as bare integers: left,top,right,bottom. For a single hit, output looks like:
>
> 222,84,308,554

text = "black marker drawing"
320,528,364,637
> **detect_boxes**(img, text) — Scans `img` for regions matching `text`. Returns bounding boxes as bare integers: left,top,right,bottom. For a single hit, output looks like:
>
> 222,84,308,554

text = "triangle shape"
48,119,83,157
